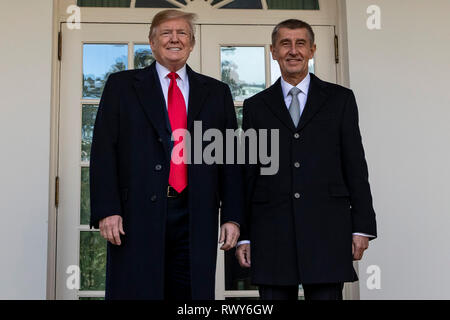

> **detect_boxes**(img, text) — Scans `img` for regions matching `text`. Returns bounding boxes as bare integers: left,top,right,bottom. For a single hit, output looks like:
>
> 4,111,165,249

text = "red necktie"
167,72,187,193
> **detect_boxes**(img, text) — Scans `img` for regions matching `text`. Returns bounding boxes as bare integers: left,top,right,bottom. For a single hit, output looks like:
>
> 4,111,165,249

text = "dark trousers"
258,283,344,300
164,191,191,300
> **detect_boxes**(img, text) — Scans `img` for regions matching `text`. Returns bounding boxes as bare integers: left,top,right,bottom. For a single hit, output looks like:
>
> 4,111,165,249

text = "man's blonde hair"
149,10,197,44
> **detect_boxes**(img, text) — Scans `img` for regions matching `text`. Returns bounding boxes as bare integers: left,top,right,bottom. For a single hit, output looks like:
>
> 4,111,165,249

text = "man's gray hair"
272,19,315,46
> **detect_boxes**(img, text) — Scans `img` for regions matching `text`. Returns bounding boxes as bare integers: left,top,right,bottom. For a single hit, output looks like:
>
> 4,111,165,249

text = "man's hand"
219,222,240,251
352,234,369,260
236,243,251,268
99,215,125,246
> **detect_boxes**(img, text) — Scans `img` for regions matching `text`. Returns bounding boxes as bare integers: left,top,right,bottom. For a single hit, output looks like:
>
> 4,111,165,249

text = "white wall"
0,0,53,299
345,0,450,299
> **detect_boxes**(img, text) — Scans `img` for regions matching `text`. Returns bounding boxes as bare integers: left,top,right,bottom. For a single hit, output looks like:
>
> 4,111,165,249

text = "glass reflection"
221,47,265,101
221,0,262,9
134,44,155,69
225,247,259,291
266,0,319,10
81,104,98,162
80,167,90,226
79,231,107,291
83,44,128,99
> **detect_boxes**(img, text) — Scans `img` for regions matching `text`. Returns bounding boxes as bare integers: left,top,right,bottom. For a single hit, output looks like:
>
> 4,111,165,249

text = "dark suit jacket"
89,62,243,299
241,73,377,285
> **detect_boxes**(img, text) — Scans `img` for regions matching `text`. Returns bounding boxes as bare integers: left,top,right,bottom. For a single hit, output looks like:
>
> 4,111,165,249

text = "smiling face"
270,27,316,84
149,18,194,72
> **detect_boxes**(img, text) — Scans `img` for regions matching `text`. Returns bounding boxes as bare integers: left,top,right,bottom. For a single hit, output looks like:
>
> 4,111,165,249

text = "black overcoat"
90,62,243,299
241,74,377,285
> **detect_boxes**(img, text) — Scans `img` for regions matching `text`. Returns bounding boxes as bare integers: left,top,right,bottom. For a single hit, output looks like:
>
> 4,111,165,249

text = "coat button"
150,195,157,202
155,164,162,171
294,193,301,199
294,133,300,139
158,137,163,143
294,162,300,168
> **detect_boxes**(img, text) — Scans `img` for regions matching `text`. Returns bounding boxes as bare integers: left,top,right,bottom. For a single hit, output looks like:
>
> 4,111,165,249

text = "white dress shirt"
155,62,189,111
237,74,374,247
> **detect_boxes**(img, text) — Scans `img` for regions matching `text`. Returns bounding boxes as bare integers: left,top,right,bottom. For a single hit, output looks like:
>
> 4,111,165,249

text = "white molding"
77,290,105,298
336,0,359,301
56,0,336,26
223,289,305,298
47,0,61,301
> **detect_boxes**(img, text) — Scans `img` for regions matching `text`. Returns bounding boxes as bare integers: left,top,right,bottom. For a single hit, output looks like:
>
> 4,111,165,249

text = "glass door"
201,24,337,300
56,21,336,300
56,22,200,300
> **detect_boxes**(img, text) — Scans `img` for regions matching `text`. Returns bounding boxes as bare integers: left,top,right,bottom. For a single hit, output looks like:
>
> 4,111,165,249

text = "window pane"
135,0,179,8
221,47,265,101
235,106,243,129
77,0,130,7
134,45,155,69
80,167,90,226
225,248,259,291
81,104,98,162
270,55,315,85
221,0,262,9
80,231,107,291
267,0,319,10
83,44,128,99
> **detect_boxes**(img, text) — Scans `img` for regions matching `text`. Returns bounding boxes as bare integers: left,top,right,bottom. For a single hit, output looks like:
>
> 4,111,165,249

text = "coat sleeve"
89,74,122,229
219,84,244,227
341,90,377,239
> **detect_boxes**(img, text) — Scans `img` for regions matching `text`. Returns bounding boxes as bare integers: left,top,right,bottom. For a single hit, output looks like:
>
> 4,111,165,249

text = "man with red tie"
90,10,243,300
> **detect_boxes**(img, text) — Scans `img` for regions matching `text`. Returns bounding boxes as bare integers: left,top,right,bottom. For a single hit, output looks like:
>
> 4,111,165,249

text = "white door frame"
201,23,337,299
48,0,358,300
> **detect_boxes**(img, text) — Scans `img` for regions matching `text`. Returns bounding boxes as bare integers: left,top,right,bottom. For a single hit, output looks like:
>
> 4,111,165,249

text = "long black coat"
90,62,243,299
241,74,377,285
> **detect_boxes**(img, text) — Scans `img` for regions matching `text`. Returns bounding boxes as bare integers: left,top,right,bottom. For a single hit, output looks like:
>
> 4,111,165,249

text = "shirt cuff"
353,232,375,238
237,240,250,247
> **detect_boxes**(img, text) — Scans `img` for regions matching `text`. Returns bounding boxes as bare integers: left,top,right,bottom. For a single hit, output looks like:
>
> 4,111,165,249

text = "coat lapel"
133,62,171,160
262,74,330,133
262,79,297,132
186,65,209,131
296,73,330,132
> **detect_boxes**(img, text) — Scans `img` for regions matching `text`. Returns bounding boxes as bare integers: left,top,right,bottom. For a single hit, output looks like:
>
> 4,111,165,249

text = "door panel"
201,24,337,300
57,23,200,300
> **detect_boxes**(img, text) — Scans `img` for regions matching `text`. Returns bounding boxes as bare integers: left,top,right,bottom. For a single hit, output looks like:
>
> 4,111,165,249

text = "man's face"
270,27,316,80
149,18,194,71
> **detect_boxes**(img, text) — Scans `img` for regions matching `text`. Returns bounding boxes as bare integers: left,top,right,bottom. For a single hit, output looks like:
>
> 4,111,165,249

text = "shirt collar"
280,73,311,99
155,61,188,83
